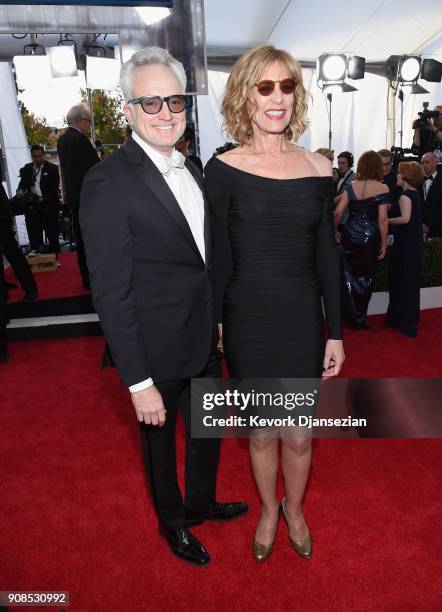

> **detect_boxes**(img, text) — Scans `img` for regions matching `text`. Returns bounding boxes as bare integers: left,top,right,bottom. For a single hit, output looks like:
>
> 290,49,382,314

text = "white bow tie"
159,150,186,176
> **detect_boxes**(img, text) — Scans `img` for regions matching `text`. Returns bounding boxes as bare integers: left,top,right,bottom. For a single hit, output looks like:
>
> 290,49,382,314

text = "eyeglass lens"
140,95,186,114
256,79,296,96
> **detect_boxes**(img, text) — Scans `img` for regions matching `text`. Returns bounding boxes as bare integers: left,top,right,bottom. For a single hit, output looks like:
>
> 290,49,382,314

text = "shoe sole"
168,546,211,566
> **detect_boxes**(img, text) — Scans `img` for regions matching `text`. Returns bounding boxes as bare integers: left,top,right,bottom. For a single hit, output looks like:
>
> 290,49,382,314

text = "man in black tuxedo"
421,152,442,237
16,145,61,255
57,104,100,289
1,165,38,301
80,47,247,566
378,148,401,206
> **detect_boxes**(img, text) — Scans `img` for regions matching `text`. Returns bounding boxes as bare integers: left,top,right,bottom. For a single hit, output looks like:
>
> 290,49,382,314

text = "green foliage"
373,237,442,291
20,101,58,148
81,89,126,145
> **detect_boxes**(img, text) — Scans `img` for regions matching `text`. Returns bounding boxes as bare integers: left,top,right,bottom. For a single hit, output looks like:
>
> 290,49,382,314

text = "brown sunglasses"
255,78,296,96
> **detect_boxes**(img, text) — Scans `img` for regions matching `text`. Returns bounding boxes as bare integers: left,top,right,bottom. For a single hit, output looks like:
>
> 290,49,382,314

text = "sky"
18,72,86,128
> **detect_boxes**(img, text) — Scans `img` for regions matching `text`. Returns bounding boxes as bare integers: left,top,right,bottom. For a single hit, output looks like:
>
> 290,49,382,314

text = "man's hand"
322,339,345,378
131,385,166,427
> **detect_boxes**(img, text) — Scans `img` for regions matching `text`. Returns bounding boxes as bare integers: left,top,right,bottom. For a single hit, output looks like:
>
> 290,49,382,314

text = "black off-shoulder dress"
204,156,342,378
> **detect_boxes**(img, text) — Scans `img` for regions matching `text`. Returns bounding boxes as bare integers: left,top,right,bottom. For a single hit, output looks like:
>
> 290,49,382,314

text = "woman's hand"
377,244,387,260
322,339,345,378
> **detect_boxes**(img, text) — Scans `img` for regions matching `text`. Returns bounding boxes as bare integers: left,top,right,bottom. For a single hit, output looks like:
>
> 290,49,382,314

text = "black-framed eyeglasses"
128,94,191,115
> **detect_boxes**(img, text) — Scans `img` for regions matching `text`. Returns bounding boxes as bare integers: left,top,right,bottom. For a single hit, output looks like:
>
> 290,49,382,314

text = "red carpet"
5,251,89,302
1,312,442,611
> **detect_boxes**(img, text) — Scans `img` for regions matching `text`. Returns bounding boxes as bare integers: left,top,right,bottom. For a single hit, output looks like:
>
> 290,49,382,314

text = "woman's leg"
281,434,312,541
250,431,279,545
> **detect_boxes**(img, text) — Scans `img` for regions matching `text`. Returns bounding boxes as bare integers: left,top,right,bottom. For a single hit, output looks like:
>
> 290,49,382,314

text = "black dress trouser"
139,346,222,529
72,207,89,284
0,221,37,294
25,209,60,253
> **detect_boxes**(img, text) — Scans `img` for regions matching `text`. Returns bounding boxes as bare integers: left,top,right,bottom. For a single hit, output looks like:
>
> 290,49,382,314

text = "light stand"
398,88,404,149
327,92,332,149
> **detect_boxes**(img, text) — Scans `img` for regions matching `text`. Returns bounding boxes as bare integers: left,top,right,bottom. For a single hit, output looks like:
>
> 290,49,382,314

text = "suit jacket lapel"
185,158,212,267
125,137,204,263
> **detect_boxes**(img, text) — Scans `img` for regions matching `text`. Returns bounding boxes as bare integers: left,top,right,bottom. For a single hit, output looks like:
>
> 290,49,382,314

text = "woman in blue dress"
385,161,424,337
334,151,389,329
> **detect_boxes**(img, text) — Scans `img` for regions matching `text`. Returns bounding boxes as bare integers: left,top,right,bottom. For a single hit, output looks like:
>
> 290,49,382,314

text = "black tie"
425,176,433,181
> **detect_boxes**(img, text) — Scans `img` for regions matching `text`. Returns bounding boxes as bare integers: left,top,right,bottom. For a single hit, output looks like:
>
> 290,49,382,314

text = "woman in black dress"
334,151,389,329
385,161,424,337
204,45,344,562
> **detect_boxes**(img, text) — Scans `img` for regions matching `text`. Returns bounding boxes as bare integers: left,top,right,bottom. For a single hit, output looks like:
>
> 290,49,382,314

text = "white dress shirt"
129,131,206,393
30,164,43,198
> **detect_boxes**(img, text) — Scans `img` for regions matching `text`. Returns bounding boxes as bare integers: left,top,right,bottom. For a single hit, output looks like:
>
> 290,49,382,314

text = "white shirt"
129,131,206,393
30,164,43,198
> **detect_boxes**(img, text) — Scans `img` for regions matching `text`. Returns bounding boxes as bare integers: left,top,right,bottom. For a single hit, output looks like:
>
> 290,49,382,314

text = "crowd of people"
0,42,441,565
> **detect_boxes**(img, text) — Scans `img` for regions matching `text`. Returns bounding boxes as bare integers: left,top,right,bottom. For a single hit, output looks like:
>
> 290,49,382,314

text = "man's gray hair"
120,46,187,102
422,151,438,161
66,103,90,126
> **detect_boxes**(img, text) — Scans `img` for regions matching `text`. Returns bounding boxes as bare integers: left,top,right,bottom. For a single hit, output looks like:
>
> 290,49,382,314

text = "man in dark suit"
16,145,61,255
421,152,442,237
378,148,401,206
1,164,38,301
57,104,100,289
80,47,246,566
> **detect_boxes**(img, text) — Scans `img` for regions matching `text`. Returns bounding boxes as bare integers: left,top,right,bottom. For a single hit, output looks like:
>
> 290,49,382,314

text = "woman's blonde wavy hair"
221,45,309,145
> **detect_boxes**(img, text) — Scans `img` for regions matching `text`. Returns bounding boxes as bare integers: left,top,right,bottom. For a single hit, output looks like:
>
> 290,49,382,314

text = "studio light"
322,82,358,93
386,55,421,82
135,7,171,26
86,55,120,90
13,55,52,89
317,53,365,93
46,45,78,78
400,57,421,81
421,59,442,82
318,54,346,81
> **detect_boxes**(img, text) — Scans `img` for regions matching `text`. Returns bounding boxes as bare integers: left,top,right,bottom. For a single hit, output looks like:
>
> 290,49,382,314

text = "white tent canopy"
200,0,442,164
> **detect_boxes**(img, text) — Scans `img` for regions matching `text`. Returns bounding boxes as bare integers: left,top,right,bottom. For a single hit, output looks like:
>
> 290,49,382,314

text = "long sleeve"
80,164,153,388
316,182,342,339
204,158,233,322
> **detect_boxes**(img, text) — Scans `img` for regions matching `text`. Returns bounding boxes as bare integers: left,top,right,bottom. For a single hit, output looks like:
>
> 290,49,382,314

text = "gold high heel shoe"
253,502,282,563
281,497,312,560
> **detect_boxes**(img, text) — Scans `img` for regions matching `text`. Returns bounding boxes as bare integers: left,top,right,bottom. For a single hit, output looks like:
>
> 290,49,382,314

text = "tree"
81,89,126,145
19,101,58,148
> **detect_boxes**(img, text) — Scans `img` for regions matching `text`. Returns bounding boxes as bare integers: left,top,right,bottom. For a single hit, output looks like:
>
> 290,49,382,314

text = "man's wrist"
129,378,154,393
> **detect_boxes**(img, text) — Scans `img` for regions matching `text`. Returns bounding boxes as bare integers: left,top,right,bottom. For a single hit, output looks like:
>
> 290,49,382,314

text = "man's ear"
123,105,133,127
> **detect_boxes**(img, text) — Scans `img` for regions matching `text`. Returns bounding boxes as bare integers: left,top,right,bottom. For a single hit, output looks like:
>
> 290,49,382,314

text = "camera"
413,102,440,129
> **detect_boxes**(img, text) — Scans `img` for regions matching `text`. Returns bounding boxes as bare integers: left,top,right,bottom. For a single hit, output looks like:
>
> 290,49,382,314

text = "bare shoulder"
302,149,333,177
376,182,390,194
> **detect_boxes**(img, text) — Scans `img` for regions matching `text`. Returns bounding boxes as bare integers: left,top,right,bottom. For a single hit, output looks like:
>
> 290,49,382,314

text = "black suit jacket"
17,160,60,211
421,173,442,237
79,137,215,387
57,127,100,213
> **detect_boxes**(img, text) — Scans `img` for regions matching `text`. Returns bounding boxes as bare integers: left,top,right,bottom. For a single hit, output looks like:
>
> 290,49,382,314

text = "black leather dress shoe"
23,289,38,302
159,526,210,566
185,501,249,527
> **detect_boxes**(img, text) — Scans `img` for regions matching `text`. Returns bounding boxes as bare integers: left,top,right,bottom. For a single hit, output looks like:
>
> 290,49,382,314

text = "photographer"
16,145,61,255
412,104,442,160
